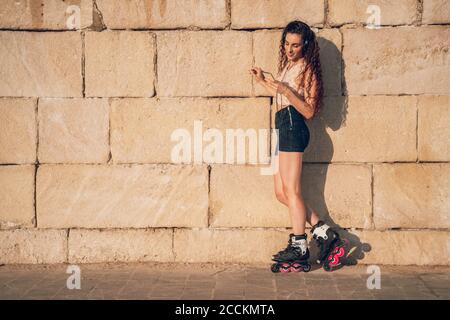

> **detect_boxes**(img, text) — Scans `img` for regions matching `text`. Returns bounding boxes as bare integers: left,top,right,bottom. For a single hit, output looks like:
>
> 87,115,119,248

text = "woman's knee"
282,184,302,199
275,189,287,203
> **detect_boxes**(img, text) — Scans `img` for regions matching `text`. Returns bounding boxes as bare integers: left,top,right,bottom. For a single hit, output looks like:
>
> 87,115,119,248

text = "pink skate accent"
329,247,345,266
290,263,302,272
335,247,345,258
280,263,291,273
329,255,339,266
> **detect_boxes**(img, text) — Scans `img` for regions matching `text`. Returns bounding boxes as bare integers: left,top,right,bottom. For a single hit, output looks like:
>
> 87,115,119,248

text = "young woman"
250,20,346,272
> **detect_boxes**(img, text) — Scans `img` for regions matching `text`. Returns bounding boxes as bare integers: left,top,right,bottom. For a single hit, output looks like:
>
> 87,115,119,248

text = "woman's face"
284,33,303,61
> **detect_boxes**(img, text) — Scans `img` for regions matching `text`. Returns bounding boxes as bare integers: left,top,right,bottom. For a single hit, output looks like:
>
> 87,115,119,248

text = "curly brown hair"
277,20,324,118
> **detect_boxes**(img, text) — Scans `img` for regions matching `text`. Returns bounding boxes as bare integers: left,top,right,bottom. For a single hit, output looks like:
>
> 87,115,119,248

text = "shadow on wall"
301,36,371,270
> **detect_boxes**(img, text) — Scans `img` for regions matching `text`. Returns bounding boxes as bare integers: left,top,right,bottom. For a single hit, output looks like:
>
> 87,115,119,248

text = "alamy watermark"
66,265,81,290
366,5,381,29
170,120,280,175
366,265,381,289
65,5,81,30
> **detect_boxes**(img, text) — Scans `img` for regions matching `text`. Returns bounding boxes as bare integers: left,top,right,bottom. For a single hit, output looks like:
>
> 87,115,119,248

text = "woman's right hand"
249,67,265,82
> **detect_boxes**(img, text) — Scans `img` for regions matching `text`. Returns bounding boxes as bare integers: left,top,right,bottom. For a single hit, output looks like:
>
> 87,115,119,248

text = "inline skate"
271,233,311,273
311,221,348,272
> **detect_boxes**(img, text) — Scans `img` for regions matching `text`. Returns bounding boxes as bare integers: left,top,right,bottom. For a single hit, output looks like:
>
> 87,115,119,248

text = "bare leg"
278,151,305,234
274,153,320,228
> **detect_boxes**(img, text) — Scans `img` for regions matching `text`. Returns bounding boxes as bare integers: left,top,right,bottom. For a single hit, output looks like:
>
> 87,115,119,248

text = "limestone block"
0,165,35,229
302,96,417,162
84,31,156,97
0,229,67,264
209,164,372,229
231,0,324,28
68,228,174,263
38,98,109,163
0,32,82,97
422,0,450,24
328,0,417,26
0,0,93,30
96,0,228,29
418,95,450,161
373,163,450,229
110,97,270,164
350,230,450,265
156,31,252,96
343,26,450,94
36,164,209,228
0,98,37,164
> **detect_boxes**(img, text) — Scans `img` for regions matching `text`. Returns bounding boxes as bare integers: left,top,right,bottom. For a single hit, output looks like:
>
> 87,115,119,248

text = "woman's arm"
256,77,314,119
279,73,318,120
251,68,311,112
255,77,278,97
280,86,314,120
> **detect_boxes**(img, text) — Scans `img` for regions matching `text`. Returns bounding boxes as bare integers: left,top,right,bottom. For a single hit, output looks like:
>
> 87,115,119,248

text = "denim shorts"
275,105,310,153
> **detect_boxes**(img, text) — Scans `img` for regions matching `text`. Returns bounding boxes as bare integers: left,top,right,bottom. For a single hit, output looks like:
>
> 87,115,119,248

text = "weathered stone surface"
418,95,450,161
0,32,82,97
209,165,290,228
373,163,450,229
422,0,450,24
0,229,67,264
349,230,450,265
68,228,174,263
231,0,324,28
0,98,37,164
38,98,109,164
110,97,270,164
0,0,93,30
343,26,450,94
96,0,228,29
175,228,450,265
0,1,449,268
300,96,417,162
301,164,372,229
84,31,156,97
209,164,372,229
253,29,342,97
36,164,208,228
328,0,417,26
174,228,289,263
156,31,253,97
2,228,448,265
0,165,35,229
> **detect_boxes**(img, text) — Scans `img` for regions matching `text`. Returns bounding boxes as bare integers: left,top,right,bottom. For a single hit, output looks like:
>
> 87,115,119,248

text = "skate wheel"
323,264,332,272
333,246,345,258
337,247,345,257
271,263,280,273
302,264,311,272
328,254,341,267
280,263,291,273
290,262,303,272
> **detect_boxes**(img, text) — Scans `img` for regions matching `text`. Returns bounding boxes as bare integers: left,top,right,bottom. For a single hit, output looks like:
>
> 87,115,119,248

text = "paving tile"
432,289,450,299
0,263,447,300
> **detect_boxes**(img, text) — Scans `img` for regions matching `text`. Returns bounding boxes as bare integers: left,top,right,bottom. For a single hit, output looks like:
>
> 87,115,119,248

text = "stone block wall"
0,0,449,265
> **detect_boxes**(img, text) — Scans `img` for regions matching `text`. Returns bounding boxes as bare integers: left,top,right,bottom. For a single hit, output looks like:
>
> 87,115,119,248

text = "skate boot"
272,233,295,260
311,221,348,272
271,233,311,273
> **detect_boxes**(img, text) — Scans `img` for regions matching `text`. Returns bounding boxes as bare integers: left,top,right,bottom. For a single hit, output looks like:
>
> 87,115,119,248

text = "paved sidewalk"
0,262,448,300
